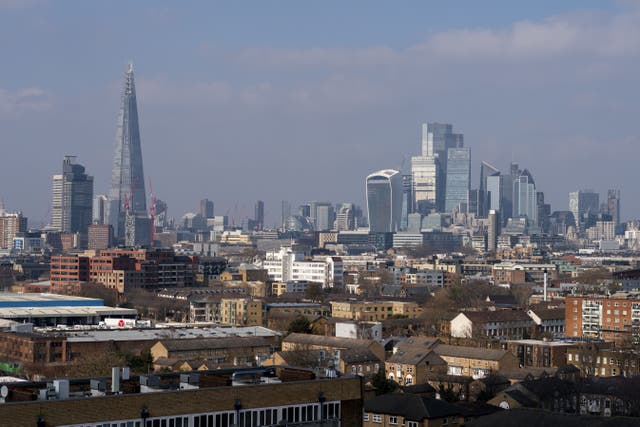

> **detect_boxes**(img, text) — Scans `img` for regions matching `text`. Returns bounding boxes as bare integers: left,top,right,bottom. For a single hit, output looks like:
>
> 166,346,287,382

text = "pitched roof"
528,308,565,320
460,310,533,323
387,337,444,365
364,394,461,421
434,344,509,361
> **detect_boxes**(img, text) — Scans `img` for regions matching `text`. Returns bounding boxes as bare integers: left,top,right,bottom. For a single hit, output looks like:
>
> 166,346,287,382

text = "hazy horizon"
1,1,639,227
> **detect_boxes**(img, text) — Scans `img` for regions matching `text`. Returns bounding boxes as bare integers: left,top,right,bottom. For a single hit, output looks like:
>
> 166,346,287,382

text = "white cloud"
229,7,640,68
0,86,52,118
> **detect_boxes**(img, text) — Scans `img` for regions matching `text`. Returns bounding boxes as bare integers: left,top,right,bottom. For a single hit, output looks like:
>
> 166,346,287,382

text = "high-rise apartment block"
52,156,94,235
366,169,402,233
565,294,640,345
107,64,148,244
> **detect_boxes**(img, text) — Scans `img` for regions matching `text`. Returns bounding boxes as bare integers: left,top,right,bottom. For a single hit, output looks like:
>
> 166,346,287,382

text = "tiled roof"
434,344,509,361
364,393,461,421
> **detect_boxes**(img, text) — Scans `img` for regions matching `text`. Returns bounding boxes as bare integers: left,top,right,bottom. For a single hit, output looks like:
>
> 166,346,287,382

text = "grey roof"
284,333,374,349
54,326,280,343
157,336,271,351
434,344,509,361
466,408,640,427
364,394,461,421
387,337,443,365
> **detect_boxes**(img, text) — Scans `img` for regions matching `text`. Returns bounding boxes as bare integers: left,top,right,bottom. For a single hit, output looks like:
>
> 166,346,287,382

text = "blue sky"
0,1,638,225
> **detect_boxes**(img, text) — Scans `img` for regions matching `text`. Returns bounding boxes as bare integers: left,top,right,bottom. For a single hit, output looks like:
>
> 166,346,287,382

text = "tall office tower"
478,161,500,217
52,156,94,235
107,64,148,243
298,203,311,219
536,191,551,234
281,200,291,230
93,195,108,225
335,203,355,231
444,147,471,213
366,169,402,233
468,189,479,218
314,203,334,231
487,210,500,252
254,200,264,231
400,174,413,231
411,155,439,214
200,199,214,219
512,169,537,226
569,190,600,232
607,189,621,225
0,211,27,249
420,122,464,211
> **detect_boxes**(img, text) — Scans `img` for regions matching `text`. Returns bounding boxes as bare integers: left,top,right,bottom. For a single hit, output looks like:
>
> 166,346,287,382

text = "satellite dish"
0,385,8,398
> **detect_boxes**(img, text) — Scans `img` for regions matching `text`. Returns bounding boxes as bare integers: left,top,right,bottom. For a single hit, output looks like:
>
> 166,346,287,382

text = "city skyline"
1,1,639,225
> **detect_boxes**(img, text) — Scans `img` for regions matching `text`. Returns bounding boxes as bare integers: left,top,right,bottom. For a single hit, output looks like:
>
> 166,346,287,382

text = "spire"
107,63,147,241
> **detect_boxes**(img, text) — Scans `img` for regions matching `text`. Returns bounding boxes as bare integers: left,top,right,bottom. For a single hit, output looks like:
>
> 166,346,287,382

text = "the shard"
107,64,148,243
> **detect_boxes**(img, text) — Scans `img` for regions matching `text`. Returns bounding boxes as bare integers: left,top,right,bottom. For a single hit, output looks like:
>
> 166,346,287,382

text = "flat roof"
0,292,103,308
507,339,574,347
38,325,280,343
0,306,136,319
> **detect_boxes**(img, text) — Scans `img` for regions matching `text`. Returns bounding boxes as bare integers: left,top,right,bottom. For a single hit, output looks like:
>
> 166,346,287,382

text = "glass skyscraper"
478,161,500,218
513,169,537,226
569,190,600,232
107,64,148,241
366,169,402,233
444,147,471,213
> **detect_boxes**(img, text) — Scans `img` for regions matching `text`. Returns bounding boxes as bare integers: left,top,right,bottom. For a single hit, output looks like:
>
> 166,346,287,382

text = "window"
363,413,369,421
389,416,398,424
443,418,449,425
408,422,419,427
372,414,382,423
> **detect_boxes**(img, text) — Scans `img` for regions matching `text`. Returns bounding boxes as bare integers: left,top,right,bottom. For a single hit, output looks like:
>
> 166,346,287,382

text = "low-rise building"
506,339,573,369
363,393,462,427
331,300,423,322
434,344,519,379
450,310,535,339
282,333,385,362
385,338,446,386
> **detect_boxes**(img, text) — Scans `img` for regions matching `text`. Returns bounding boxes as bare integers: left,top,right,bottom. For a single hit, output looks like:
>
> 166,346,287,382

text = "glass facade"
108,64,147,240
366,170,402,233
444,147,471,213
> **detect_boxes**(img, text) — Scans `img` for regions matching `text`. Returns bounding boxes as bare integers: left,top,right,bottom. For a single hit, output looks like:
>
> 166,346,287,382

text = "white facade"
263,247,343,289
450,313,474,338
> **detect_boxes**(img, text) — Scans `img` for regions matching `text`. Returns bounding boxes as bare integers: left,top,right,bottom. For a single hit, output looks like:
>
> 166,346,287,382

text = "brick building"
330,300,423,322
0,370,362,427
506,339,573,369
565,294,640,344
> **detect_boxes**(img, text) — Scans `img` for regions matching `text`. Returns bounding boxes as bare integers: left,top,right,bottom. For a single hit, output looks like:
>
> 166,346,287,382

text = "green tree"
371,369,397,396
287,316,312,334
304,283,324,303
